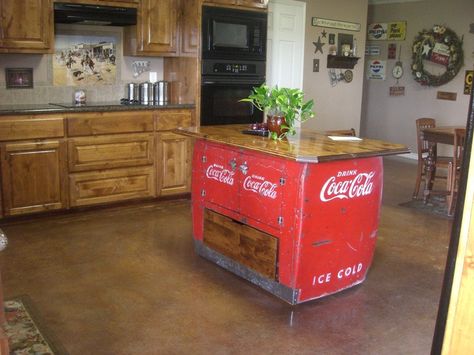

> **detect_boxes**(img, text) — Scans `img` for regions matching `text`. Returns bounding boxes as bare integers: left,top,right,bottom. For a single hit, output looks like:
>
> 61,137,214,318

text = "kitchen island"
177,124,409,304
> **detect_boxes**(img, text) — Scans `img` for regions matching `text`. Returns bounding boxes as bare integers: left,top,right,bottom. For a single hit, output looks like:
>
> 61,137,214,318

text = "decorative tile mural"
54,33,118,86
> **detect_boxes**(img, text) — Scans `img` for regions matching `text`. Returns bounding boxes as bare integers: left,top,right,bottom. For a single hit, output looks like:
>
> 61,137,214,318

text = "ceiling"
368,0,424,4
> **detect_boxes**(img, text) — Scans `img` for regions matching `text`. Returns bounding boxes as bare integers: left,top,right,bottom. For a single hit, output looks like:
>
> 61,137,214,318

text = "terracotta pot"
267,115,287,137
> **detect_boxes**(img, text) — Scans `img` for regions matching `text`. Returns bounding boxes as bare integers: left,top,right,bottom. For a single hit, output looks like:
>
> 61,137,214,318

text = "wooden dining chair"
325,128,356,136
413,118,452,199
447,128,466,216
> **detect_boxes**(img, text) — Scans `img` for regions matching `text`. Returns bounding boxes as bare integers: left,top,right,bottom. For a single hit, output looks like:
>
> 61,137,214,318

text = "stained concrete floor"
0,157,451,354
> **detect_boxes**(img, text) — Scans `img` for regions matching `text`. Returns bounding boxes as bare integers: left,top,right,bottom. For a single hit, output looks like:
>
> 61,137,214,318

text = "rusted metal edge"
194,240,299,305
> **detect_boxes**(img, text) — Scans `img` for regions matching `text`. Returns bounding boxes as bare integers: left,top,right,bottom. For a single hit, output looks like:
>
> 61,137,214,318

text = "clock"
392,61,404,80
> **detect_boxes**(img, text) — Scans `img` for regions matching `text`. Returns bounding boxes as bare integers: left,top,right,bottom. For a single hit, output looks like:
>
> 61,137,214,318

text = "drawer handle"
239,161,248,175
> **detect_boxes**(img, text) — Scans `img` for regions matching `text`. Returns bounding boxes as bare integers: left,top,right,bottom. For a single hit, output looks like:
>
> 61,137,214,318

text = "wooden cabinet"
124,0,177,56
0,0,53,53
0,140,67,216
156,109,193,196
156,132,191,196
178,0,199,57
0,108,193,217
125,0,199,57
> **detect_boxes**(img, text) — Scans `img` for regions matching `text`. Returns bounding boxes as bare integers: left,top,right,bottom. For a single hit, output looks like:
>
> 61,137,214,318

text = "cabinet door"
237,0,268,9
157,132,192,196
179,0,199,56
1,140,67,216
0,0,53,53
138,0,177,55
200,143,239,212
239,153,286,229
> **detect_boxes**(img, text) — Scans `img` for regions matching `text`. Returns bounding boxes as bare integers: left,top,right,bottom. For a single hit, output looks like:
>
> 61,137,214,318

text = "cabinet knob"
229,158,237,171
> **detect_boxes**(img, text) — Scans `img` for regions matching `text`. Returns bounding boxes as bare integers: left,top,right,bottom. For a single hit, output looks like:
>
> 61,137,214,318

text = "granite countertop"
0,102,195,116
176,124,409,163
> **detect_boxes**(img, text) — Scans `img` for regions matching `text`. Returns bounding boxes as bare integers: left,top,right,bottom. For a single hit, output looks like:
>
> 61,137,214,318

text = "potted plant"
240,84,315,140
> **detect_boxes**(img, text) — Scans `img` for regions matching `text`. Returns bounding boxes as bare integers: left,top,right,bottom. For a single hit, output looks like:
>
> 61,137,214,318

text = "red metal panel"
238,152,286,229
201,142,239,212
295,157,383,302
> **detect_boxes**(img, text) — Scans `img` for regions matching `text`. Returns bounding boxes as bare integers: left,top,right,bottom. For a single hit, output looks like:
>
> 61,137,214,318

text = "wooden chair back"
325,128,356,136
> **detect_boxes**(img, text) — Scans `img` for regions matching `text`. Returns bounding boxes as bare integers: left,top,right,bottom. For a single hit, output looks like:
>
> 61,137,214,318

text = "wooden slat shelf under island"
176,124,409,304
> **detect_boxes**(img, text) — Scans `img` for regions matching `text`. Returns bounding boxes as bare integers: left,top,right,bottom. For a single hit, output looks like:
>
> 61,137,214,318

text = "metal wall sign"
312,17,361,32
368,22,406,41
367,60,386,80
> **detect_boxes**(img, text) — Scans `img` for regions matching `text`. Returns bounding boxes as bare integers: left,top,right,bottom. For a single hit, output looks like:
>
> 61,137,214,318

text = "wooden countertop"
176,124,409,163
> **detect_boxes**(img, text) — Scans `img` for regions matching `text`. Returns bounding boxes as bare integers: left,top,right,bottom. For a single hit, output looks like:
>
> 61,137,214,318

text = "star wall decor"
422,43,432,57
321,29,327,38
313,36,325,54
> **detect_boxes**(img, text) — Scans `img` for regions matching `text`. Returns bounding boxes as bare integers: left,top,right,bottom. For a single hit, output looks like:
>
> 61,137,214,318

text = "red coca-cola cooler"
191,139,383,304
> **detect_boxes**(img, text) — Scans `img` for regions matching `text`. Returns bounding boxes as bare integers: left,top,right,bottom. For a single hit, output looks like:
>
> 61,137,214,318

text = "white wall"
301,0,369,134
361,0,474,153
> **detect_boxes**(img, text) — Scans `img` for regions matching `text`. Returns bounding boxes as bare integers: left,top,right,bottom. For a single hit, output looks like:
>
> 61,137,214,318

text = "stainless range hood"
54,2,137,26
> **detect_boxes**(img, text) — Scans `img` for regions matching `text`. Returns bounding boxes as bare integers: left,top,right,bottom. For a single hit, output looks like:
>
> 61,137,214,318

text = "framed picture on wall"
5,68,33,89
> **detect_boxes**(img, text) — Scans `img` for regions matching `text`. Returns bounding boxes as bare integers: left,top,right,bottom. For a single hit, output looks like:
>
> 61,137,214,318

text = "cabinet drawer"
68,134,154,172
69,166,156,207
67,111,154,136
204,209,278,280
156,109,193,130
0,116,64,141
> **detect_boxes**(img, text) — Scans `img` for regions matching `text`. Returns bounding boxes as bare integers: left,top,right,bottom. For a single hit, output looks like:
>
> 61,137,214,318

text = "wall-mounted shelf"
327,55,360,69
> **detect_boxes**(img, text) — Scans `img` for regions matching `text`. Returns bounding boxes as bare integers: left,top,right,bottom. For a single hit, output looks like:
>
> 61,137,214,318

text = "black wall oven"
201,6,267,126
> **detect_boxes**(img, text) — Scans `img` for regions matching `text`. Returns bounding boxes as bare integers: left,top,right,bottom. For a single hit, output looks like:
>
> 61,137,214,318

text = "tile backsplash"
0,25,164,105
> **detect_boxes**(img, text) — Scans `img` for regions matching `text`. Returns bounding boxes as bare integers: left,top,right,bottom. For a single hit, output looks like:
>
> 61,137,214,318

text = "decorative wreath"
411,25,464,86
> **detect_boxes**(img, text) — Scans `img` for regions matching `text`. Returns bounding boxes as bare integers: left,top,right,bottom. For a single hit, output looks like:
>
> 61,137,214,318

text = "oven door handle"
201,78,265,86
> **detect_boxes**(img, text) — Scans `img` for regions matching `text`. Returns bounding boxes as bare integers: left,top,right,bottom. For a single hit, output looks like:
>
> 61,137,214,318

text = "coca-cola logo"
243,175,277,199
205,164,235,186
320,170,375,202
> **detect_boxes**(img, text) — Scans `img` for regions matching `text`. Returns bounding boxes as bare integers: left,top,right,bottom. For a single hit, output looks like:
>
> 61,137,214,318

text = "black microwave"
202,6,267,61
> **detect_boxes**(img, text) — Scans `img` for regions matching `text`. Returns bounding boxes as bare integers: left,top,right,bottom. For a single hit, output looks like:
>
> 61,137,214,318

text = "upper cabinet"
124,0,178,56
203,0,268,9
124,0,199,57
0,0,53,53
179,0,199,57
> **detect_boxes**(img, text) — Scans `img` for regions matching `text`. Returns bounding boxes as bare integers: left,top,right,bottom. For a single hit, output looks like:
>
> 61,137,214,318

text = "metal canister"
153,81,169,104
126,83,138,102
139,81,153,104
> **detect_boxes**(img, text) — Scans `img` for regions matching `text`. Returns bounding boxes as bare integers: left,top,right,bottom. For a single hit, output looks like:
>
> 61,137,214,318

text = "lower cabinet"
69,166,155,207
0,140,67,216
156,132,192,196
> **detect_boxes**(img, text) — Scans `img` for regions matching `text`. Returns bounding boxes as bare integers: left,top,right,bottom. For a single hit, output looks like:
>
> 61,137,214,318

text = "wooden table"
421,126,465,203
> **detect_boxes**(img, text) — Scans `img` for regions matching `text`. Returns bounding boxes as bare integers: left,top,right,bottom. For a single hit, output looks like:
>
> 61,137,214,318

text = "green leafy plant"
240,84,315,139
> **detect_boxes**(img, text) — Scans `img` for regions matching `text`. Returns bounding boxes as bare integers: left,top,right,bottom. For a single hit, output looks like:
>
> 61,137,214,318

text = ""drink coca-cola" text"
205,164,235,186
320,171,375,202
243,175,278,199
